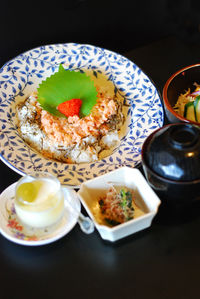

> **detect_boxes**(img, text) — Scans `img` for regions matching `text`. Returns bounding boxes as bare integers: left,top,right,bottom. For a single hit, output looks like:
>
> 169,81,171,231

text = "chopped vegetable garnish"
98,185,135,226
37,64,98,118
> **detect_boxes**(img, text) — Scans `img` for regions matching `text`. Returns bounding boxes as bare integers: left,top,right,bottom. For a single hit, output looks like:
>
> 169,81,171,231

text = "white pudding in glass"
14,172,64,228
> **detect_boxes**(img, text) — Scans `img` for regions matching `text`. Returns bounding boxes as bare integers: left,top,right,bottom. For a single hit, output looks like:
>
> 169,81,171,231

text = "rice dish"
16,91,124,163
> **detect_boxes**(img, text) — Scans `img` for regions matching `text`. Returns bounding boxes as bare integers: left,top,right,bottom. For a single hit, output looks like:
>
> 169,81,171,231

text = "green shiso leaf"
37,64,98,117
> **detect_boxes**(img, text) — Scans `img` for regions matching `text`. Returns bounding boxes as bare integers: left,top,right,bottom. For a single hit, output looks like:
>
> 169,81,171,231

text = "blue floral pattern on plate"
0,43,164,187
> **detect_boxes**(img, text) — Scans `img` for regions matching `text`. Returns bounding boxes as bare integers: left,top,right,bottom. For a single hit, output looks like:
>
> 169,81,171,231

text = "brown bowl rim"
162,63,200,126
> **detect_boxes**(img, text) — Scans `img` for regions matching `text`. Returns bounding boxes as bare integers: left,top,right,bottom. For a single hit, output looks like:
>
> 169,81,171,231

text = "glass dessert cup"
14,172,64,228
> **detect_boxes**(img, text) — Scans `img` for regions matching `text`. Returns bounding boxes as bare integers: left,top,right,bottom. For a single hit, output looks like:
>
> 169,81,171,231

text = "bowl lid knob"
169,125,199,149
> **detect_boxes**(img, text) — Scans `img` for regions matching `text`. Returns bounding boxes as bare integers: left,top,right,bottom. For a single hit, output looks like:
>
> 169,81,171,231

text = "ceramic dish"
142,123,200,206
77,167,161,242
0,43,164,187
162,64,200,124
0,183,80,246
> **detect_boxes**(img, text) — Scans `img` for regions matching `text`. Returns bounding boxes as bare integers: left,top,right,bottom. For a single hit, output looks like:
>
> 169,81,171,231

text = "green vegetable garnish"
194,96,200,122
120,188,127,208
105,218,120,226
37,64,98,117
120,188,134,220
184,101,196,122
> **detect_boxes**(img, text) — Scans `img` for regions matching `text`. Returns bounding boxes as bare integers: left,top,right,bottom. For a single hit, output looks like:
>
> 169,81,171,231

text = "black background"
1,0,200,64
1,2,200,299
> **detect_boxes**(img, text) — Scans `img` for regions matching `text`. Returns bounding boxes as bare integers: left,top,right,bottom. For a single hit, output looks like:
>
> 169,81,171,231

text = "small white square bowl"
77,166,161,242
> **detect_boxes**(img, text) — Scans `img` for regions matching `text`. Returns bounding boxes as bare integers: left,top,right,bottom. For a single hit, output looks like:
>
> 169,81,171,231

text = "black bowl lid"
143,123,200,181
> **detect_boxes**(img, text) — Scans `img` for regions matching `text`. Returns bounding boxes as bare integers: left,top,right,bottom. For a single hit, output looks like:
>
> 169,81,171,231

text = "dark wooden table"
1,36,200,299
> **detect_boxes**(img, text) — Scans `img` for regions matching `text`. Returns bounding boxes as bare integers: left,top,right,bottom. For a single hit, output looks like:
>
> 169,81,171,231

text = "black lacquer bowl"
163,63,200,125
141,123,200,206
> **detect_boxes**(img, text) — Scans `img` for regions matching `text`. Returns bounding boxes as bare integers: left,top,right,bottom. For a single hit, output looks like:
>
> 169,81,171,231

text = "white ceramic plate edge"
0,183,80,246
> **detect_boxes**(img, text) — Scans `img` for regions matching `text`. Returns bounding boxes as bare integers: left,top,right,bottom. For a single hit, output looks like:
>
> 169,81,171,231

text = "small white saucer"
0,183,80,246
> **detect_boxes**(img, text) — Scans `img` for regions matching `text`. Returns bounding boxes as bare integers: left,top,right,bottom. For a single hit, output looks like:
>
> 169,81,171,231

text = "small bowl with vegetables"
77,167,161,242
163,64,200,124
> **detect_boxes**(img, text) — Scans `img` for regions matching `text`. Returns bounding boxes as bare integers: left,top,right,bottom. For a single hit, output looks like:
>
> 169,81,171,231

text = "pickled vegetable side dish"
98,184,145,226
174,84,200,122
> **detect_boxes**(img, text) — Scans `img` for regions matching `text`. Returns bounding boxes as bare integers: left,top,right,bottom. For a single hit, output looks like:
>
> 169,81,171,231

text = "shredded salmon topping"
39,94,118,147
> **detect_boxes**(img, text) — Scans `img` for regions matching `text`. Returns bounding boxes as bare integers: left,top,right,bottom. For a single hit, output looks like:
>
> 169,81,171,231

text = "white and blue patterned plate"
0,43,164,187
